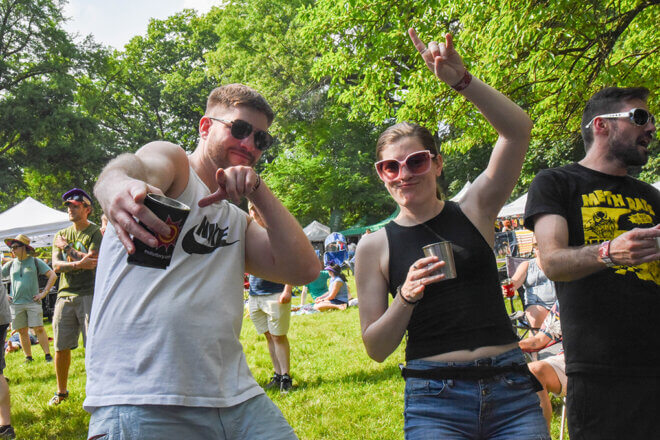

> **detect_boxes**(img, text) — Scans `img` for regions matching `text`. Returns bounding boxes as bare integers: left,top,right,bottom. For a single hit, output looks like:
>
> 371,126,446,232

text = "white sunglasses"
585,108,655,129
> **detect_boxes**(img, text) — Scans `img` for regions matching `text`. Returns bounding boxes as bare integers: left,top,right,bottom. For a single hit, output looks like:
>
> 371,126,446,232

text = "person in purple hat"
49,188,102,406
313,263,350,311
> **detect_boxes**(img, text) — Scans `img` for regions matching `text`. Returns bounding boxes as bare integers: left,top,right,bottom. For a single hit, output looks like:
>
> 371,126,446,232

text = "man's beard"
608,130,648,167
210,145,256,169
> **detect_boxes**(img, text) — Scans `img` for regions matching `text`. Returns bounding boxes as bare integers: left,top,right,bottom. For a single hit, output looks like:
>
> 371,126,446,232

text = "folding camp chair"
323,232,349,269
324,250,347,267
504,256,531,307
560,396,567,440
505,255,532,307
505,256,538,338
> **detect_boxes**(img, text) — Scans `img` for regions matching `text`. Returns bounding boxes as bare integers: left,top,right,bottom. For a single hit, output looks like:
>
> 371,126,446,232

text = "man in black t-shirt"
524,87,659,440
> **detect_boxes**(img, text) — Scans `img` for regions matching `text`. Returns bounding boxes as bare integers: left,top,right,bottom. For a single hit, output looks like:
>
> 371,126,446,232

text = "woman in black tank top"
354,28,549,439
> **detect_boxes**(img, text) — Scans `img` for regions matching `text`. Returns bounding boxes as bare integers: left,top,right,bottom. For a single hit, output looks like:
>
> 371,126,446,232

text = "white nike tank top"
85,167,263,410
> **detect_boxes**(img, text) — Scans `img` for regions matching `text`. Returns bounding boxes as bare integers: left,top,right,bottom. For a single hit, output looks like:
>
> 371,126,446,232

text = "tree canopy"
0,0,657,228
301,0,659,193
0,0,118,210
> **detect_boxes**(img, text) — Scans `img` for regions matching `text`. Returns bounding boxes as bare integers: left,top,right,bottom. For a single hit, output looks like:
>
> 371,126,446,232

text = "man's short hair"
206,84,274,125
581,87,650,150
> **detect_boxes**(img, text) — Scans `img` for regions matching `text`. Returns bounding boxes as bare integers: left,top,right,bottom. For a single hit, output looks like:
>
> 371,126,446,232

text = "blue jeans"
87,394,297,440
404,348,550,440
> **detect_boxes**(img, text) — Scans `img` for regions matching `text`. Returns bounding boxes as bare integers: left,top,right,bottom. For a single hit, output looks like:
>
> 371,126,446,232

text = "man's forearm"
53,246,87,272
42,282,56,295
540,245,605,282
61,245,86,262
97,153,147,183
94,153,147,208
41,273,57,295
248,184,319,285
53,260,81,273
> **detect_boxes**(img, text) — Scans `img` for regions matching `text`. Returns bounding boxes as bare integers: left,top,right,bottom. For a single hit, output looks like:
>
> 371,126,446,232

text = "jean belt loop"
477,358,492,367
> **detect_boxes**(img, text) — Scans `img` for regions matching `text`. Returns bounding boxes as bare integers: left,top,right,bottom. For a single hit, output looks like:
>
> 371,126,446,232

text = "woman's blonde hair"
375,122,439,160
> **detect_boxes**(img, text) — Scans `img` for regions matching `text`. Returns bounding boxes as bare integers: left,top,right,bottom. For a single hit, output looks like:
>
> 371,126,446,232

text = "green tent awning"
338,207,400,236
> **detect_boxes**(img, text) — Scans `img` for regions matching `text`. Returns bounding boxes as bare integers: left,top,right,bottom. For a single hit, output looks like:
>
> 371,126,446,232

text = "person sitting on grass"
299,269,330,306
314,264,350,311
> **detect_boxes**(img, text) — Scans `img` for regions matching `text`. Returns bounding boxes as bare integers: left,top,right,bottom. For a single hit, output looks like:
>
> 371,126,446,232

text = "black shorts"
567,373,660,440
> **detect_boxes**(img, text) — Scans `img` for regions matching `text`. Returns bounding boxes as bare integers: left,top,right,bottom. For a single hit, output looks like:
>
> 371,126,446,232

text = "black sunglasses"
208,117,274,151
10,244,23,250
585,108,655,128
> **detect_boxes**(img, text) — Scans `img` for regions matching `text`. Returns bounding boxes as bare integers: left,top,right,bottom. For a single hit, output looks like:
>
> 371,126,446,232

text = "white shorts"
248,293,291,336
544,353,567,397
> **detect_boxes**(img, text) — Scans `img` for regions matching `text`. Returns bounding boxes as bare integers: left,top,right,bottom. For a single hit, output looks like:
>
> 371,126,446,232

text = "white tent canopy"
0,197,70,250
303,220,330,242
498,193,528,218
450,181,471,202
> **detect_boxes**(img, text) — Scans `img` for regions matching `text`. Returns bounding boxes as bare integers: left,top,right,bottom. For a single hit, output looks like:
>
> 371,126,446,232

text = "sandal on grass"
48,391,68,406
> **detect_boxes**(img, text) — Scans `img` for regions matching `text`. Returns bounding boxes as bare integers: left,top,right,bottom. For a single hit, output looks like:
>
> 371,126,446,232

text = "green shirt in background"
1,256,51,304
306,270,330,300
53,223,102,297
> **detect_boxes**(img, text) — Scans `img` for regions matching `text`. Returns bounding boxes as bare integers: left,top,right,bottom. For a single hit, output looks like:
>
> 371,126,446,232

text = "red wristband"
598,240,615,267
451,70,472,92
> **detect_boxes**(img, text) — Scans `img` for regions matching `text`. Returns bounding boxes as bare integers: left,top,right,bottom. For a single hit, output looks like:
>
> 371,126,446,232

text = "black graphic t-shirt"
525,163,660,376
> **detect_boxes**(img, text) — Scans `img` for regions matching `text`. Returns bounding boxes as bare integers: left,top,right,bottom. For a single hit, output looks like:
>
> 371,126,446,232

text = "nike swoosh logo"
181,225,239,255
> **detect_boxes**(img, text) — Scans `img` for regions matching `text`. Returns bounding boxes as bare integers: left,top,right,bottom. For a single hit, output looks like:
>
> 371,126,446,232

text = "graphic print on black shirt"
579,188,659,285
524,163,659,375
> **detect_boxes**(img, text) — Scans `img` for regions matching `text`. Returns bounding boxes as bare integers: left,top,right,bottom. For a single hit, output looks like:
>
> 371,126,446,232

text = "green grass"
4,323,89,439
5,277,568,439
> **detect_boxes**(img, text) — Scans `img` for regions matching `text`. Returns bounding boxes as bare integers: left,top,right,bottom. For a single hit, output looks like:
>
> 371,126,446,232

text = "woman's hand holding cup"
400,256,445,304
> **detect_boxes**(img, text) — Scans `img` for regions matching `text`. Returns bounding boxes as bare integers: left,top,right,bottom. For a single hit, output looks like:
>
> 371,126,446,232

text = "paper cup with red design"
500,278,516,298
127,193,190,269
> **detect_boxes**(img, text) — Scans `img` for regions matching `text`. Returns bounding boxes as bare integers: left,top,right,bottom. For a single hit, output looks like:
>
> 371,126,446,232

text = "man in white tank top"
87,84,320,440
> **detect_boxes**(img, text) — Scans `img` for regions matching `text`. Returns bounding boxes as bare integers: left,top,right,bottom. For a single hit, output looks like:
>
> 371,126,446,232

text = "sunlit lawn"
5,275,568,439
